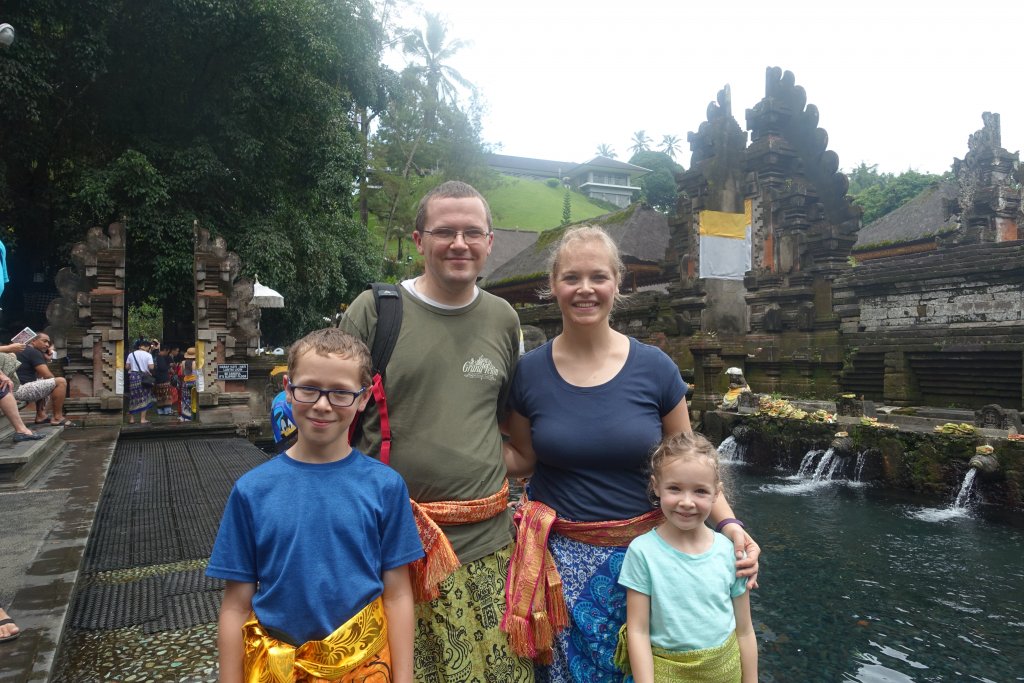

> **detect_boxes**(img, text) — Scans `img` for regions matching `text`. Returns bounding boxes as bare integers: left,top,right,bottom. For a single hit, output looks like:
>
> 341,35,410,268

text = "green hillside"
485,177,611,231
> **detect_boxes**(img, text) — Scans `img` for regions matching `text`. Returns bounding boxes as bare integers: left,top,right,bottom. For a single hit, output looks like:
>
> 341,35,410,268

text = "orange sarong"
242,596,391,683
501,500,663,663
407,480,510,602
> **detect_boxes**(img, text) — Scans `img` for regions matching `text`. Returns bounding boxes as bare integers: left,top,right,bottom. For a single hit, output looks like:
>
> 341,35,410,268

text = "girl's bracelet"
714,518,745,533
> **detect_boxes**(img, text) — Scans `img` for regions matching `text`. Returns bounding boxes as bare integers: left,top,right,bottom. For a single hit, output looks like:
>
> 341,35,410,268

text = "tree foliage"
629,150,684,214
629,130,652,155
660,135,681,159
0,0,386,342
847,163,946,225
561,190,572,226
595,143,616,159
365,13,491,261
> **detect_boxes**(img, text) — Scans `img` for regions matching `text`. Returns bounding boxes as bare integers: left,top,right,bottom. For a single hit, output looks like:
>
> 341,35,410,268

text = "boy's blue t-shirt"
207,449,423,643
508,337,687,521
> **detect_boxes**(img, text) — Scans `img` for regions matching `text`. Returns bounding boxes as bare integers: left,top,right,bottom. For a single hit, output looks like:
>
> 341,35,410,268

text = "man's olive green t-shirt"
340,286,520,563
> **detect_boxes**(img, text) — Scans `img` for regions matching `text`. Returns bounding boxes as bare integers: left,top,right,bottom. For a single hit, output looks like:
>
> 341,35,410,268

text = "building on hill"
486,153,651,209
482,205,670,305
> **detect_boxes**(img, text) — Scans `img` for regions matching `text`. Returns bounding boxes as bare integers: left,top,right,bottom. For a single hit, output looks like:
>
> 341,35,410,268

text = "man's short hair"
414,180,492,234
287,327,373,387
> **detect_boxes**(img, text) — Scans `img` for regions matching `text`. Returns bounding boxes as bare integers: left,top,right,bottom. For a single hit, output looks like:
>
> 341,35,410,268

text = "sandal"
32,416,54,425
13,433,45,443
0,617,20,643
50,418,76,427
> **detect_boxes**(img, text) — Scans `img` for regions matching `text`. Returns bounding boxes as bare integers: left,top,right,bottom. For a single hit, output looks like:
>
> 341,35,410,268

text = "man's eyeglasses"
289,385,367,407
421,228,491,244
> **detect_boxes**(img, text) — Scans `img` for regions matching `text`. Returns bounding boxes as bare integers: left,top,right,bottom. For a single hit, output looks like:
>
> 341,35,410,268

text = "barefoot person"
503,225,759,681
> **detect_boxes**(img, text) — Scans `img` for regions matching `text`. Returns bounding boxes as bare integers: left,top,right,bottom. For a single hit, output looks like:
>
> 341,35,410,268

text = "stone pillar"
689,335,725,412
883,350,918,406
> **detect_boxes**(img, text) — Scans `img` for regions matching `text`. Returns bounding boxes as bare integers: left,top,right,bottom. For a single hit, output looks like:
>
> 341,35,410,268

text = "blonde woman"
502,226,759,683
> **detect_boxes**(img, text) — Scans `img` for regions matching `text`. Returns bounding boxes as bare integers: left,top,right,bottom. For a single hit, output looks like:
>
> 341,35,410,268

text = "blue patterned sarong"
536,533,633,683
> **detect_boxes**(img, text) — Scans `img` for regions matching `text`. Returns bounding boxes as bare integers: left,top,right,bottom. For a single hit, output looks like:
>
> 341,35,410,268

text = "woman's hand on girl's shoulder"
723,525,760,589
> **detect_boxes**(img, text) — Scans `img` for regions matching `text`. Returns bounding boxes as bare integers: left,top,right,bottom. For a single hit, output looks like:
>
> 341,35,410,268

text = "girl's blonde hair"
648,432,722,499
538,225,626,304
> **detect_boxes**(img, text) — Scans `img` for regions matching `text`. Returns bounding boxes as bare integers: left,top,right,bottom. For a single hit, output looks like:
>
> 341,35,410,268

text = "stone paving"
0,428,268,682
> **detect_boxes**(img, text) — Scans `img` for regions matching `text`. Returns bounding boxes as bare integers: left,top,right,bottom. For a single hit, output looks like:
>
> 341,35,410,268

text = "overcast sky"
386,0,1023,176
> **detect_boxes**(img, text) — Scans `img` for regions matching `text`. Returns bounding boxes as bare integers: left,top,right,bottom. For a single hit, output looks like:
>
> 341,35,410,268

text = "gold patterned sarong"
407,480,509,603
242,596,391,682
614,626,741,682
502,500,663,663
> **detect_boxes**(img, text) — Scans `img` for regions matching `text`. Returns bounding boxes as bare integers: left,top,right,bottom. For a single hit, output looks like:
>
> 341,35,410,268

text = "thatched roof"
482,205,670,304
854,181,958,250
481,228,540,279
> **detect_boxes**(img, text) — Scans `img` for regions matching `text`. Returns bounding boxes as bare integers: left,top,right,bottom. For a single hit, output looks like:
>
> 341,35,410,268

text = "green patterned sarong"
413,543,534,683
615,625,741,682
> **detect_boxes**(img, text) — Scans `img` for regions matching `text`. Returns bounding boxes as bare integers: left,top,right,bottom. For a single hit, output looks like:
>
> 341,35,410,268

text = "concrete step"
0,424,67,488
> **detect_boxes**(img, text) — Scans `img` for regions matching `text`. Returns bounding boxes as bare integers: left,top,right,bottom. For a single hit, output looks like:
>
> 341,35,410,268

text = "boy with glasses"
208,327,422,683
14,333,73,427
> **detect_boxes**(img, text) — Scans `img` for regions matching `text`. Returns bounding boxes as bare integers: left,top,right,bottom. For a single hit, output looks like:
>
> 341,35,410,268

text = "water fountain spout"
968,454,997,473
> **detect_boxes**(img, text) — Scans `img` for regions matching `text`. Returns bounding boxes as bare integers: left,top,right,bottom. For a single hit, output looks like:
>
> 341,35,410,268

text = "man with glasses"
15,333,73,427
340,181,532,682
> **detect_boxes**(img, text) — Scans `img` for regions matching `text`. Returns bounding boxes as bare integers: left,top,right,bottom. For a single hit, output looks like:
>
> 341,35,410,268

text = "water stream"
728,467,1024,682
717,435,746,464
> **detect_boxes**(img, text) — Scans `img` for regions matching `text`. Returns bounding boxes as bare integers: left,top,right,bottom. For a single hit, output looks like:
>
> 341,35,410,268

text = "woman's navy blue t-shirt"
508,337,687,522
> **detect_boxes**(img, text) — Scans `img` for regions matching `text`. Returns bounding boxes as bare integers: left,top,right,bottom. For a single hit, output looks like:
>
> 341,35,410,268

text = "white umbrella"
252,277,284,308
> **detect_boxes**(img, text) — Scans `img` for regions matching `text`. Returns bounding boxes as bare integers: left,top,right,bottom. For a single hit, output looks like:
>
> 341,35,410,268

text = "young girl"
616,433,757,683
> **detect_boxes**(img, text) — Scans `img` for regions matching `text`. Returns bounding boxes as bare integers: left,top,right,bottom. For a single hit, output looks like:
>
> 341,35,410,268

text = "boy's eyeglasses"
421,228,491,244
289,385,367,407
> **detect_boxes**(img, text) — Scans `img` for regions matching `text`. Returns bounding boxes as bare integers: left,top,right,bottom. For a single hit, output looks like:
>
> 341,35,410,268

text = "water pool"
727,466,1024,682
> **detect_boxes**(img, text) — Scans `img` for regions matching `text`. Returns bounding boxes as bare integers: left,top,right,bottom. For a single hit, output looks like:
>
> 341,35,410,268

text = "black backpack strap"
368,283,402,379
348,283,403,462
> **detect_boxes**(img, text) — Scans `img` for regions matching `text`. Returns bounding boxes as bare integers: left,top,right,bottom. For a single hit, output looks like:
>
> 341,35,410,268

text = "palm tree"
595,143,617,159
660,134,681,159
630,130,651,155
402,13,474,122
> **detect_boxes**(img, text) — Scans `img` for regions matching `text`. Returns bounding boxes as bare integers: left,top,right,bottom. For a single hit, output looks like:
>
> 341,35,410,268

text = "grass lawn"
372,175,614,274
486,177,611,231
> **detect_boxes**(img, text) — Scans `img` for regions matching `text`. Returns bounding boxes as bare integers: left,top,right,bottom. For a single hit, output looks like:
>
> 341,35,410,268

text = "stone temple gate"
512,67,1023,414
43,223,268,425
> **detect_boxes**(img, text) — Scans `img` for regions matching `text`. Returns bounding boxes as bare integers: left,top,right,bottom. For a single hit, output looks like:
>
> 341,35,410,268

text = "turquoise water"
726,465,1024,682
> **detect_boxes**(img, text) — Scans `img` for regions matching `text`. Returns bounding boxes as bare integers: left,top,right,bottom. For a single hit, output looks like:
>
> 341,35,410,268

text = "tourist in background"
502,225,759,682
13,333,74,427
152,344,174,415
617,432,757,683
126,339,154,424
176,347,199,422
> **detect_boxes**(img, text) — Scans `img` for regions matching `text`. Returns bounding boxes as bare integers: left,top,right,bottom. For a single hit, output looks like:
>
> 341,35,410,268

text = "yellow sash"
242,597,391,682
615,626,741,683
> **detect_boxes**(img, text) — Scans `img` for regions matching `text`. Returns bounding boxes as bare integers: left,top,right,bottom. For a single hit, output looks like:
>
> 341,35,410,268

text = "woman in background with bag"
127,339,155,425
